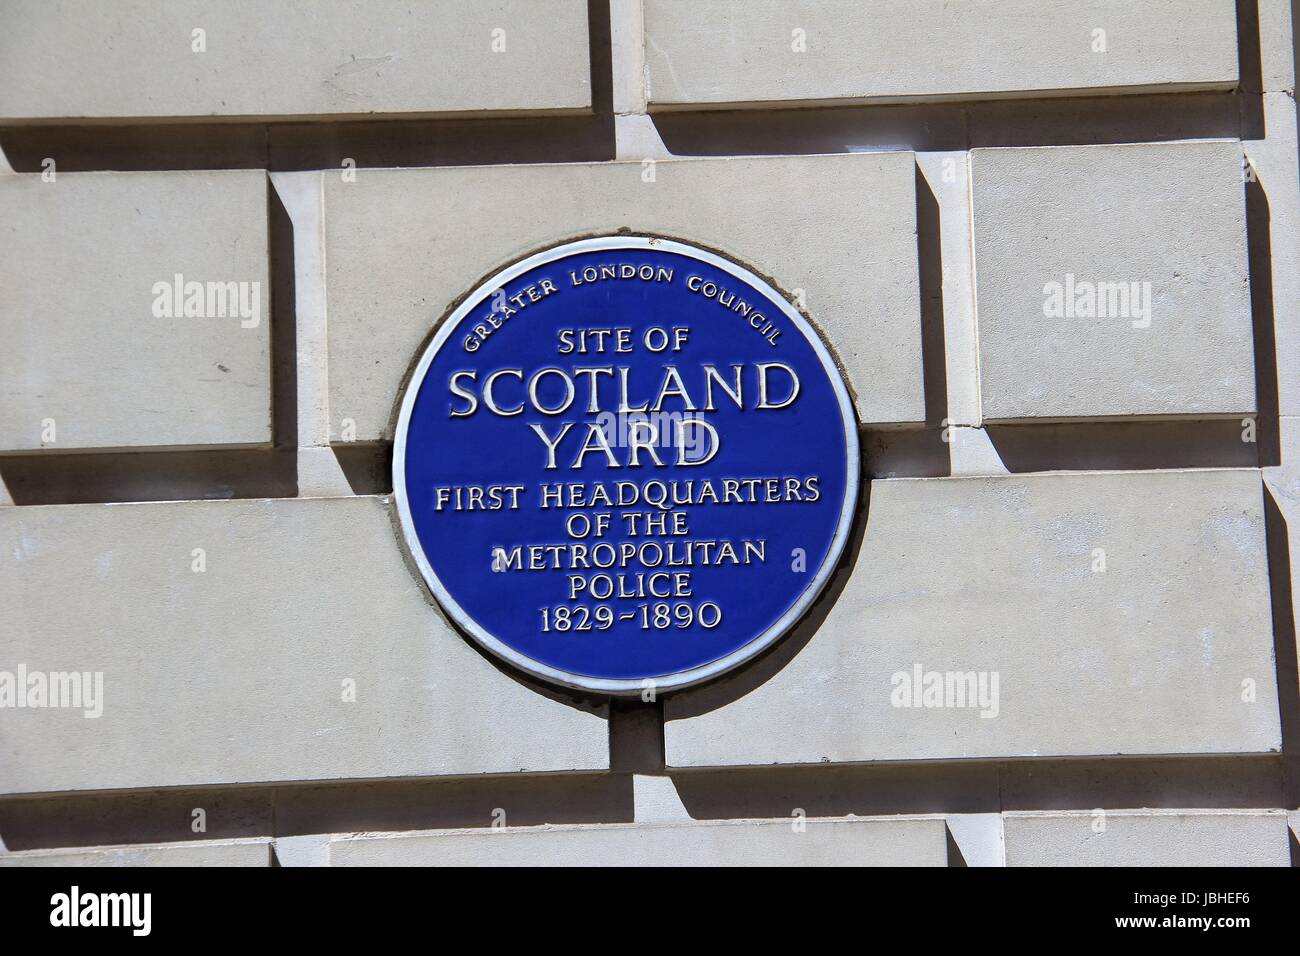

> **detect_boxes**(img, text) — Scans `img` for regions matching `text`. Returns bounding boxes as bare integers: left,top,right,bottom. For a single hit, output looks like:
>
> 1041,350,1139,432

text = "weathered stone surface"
665,470,1279,767
1003,810,1291,866
0,170,271,453
971,142,1254,421
323,153,922,438
643,0,1238,109
0,0,590,121
330,816,949,865
0,496,608,795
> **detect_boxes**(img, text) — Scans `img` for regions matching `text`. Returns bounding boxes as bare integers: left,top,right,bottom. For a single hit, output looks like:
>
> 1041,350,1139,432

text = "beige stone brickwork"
0,0,1296,868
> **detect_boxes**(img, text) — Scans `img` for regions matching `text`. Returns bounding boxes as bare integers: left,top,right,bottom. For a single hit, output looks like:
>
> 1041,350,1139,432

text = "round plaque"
393,236,859,694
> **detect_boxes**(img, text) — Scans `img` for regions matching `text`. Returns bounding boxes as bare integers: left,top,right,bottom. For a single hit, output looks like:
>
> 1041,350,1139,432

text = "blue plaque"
393,237,859,694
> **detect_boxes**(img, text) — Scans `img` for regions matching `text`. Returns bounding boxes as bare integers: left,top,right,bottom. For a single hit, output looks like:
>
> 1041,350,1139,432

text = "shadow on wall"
0,772,634,852
1246,170,1282,468
984,420,1260,473
666,754,1290,821
0,448,294,504
1238,0,1266,138
652,92,1245,157
1264,489,1300,815
0,113,617,174
915,164,949,449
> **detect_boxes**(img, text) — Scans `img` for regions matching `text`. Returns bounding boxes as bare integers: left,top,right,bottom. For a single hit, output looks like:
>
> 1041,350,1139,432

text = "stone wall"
1,0,1297,866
